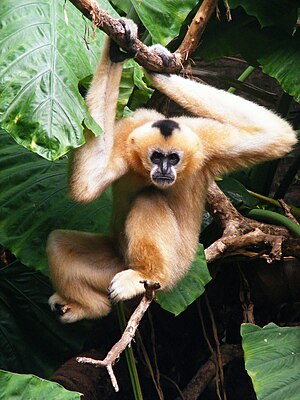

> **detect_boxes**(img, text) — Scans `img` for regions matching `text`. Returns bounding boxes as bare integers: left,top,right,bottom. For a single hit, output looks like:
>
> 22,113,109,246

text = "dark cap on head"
152,119,179,138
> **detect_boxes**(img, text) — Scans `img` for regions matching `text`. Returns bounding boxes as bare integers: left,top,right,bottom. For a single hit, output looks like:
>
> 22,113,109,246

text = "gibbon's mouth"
152,176,175,187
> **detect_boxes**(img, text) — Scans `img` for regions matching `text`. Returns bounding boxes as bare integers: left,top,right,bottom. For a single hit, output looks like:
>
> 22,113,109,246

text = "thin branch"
77,281,160,392
278,199,300,225
177,0,218,60
178,344,243,400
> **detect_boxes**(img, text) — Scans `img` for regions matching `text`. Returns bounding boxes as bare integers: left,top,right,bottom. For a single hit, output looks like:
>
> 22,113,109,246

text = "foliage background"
0,0,299,399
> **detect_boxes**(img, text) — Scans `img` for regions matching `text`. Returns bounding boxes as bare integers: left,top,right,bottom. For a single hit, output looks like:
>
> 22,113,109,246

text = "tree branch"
68,0,219,71
77,281,160,392
68,0,182,72
205,182,300,264
178,344,243,400
177,0,218,61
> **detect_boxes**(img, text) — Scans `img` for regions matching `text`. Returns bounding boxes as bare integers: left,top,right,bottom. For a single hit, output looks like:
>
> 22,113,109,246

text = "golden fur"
47,35,297,322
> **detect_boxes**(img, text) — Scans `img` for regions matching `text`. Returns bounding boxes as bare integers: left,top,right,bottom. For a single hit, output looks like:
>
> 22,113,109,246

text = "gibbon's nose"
161,158,170,175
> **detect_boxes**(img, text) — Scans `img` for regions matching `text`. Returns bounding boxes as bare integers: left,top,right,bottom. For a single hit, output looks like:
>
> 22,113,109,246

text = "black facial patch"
152,119,179,138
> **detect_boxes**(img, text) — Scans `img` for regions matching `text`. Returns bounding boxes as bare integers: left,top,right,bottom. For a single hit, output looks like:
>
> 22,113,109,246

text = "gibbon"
47,19,297,323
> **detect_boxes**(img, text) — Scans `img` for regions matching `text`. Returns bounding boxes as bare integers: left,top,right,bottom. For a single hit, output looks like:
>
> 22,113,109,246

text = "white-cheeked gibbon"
47,19,297,323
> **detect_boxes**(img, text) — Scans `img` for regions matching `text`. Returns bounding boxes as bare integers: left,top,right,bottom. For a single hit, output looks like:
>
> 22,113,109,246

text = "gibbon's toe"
49,293,65,311
49,293,83,323
54,303,70,316
108,269,146,302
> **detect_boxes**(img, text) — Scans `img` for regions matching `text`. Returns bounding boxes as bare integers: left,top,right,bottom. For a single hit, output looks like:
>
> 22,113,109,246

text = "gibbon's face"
149,148,182,188
127,118,204,189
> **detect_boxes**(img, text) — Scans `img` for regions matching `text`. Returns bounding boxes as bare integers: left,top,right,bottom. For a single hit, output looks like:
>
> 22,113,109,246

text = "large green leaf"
130,0,199,45
0,370,81,400
0,0,116,160
259,31,300,103
156,244,211,316
0,130,112,274
241,323,300,400
228,0,298,33
217,178,259,208
197,10,300,103
0,260,88,377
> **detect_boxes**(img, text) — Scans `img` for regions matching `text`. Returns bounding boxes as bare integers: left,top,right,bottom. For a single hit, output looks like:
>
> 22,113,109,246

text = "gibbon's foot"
54,303,71,316
49,293,80,323
149,44,173,67
49,292,112,323
49,293,88,323
109,18,138,63
108,269,148,302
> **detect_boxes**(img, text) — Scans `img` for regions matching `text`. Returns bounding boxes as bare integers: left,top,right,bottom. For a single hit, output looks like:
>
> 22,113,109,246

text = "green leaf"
259,31,300,103
156,244,211,316
130,0,198,45
241,323,300,400
117,60,136,118
228,0,298,33
0,370,81,400
0,0,117,160
0,130,112,274
110,0,131,14
217,178,259,208
0,260,88,377
197,11,300,103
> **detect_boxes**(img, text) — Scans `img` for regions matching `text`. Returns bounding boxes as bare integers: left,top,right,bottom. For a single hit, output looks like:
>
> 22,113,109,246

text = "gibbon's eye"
150,151,163,165
169,153,180,165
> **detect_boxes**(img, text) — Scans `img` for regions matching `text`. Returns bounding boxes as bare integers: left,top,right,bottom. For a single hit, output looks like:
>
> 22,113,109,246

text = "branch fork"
205,181,299,264
77,281,160,392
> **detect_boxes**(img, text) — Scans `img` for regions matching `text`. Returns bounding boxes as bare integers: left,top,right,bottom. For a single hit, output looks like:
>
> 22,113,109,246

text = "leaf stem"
246,189,300,217
228,65,255,94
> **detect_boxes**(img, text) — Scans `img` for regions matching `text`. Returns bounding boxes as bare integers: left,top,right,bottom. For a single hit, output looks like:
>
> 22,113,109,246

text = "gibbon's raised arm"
148,72,297,176
69,20,137,203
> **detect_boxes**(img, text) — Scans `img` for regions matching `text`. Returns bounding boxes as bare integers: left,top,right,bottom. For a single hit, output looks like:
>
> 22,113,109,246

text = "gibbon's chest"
110,171,148,238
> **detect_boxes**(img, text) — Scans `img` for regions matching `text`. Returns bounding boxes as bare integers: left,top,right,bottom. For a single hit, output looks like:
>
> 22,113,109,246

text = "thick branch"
205,182,300,263
68,0,181,72
68,0,218,71
206,181,253,235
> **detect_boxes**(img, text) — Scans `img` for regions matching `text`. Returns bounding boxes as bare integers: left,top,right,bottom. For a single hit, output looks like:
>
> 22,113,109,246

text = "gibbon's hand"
149,44,174,67
109,18,138,63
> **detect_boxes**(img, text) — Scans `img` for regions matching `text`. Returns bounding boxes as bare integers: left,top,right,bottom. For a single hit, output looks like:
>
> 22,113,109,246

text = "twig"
278,199,300,225
77,281,160,392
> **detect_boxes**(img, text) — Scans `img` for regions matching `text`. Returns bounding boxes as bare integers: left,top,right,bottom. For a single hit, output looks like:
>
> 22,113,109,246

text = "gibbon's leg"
108,190,180,302
47,230,123,323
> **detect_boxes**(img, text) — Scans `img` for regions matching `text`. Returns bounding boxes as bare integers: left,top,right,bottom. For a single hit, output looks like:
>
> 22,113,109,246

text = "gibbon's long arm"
148,73,297,175
69,21,137,203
